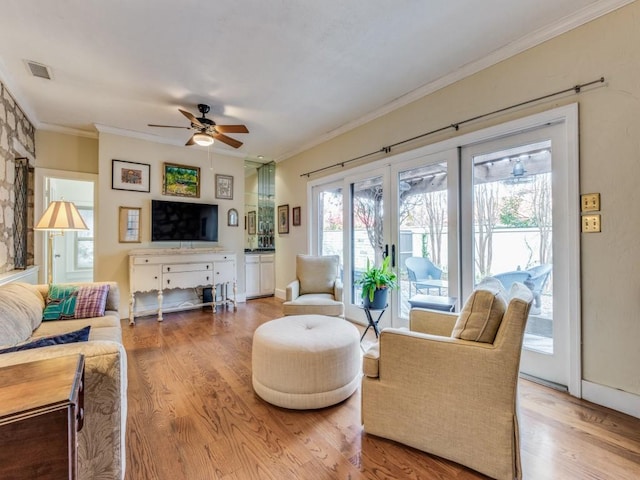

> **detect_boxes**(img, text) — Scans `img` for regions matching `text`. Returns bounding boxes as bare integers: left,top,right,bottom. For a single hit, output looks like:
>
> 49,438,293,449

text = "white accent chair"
282,255,344,317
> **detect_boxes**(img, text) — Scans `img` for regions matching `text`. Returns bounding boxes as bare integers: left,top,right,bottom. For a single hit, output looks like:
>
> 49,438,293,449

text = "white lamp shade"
193,133,215,146
35,200,89,231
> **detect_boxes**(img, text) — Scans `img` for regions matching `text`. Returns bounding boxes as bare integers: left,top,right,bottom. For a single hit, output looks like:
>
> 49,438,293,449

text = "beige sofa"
0,281,127,480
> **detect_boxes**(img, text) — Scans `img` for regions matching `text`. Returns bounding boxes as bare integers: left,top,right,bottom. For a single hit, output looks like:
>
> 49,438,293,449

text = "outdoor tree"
354,183,384,264
530,173,552,264
422,190,446,265
474,182,500,278
353,181,422,265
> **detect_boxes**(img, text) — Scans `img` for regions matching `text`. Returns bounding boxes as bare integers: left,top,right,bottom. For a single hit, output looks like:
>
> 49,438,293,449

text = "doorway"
35,169,96,284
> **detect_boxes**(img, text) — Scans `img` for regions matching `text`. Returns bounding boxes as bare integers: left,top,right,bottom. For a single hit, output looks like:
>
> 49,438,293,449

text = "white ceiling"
0,1,630,162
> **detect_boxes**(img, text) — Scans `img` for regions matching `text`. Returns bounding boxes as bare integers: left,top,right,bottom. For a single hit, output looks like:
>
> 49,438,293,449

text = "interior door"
461,122,576,388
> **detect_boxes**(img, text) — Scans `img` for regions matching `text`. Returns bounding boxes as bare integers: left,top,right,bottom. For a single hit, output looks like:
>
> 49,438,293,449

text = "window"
73,207,94,270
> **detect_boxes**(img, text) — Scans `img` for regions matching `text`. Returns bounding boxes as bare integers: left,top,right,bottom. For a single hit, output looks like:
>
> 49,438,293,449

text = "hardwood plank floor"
123,297,640,479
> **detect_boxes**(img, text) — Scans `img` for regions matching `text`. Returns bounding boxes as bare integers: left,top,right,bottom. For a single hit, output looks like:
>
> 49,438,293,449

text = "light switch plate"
581,193,600,212
582,214,601,233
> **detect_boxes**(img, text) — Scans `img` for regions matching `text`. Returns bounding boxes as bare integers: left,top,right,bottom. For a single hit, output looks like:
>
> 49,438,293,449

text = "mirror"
244,160,275,250
228,208,239,227
119,206,141,243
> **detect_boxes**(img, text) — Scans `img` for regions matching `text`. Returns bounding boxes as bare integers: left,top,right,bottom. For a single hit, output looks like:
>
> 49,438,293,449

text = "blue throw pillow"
0,326,91,354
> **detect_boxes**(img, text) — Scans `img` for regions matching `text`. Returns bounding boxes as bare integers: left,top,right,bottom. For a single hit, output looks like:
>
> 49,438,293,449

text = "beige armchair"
361,280,533,480
282,255,344,317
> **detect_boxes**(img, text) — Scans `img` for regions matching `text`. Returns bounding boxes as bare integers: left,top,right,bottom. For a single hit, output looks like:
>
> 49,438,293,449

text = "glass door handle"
391,244,396,268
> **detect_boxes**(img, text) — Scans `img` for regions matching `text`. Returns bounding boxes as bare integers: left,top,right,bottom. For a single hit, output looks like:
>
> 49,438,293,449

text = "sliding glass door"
391,151,459,326
461,122,576,388
310,105,579,392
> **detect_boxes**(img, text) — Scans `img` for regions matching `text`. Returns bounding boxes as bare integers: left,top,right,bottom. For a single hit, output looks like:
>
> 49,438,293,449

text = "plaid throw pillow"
43,284,110,321
75,284,110,318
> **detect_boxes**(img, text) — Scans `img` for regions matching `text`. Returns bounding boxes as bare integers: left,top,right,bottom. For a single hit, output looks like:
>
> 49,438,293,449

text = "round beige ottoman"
252,315,361,409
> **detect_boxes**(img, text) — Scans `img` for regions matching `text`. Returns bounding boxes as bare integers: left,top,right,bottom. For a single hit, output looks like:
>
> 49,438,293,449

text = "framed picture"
227,208,239,227
292,206,301,226
248,210,257,235
118,206,141,243
215,174,234,200
112,159,150,192
278,204,289,234
163,162,200,198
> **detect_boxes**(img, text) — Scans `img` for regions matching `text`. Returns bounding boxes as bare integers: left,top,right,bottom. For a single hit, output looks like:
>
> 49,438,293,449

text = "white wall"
275,2,640,404
96,132,245,314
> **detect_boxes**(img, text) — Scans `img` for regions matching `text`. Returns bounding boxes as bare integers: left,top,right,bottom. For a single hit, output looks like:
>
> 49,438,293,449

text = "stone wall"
0,81,36,273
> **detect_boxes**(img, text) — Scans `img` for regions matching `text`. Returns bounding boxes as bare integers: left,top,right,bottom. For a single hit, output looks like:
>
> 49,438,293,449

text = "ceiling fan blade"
185,134,196,146
148,123,191,129
215,125,249,134
179,108,205,128
213,133,243,149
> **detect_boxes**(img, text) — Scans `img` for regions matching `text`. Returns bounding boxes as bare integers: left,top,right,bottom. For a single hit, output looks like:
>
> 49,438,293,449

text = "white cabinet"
245,255,261,298
245,253,275,299
129,248,237,324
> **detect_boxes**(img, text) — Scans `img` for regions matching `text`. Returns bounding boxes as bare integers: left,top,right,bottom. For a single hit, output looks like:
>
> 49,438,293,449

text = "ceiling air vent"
26,61,51,80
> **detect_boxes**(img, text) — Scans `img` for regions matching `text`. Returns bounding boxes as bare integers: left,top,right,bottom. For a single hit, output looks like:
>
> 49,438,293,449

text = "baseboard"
275,288,286,300
582,380,640,419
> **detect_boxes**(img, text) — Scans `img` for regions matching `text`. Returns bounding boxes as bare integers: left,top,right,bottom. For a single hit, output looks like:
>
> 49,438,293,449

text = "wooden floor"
123,297,640,480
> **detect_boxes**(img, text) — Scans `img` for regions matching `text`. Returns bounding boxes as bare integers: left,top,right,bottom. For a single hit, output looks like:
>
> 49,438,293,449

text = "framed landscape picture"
278,204,289,234
163,162,200,198
215,174,234,200
112,159,150,192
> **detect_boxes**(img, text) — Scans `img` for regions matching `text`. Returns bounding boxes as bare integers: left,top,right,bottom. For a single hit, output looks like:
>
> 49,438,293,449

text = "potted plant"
356,256,398,309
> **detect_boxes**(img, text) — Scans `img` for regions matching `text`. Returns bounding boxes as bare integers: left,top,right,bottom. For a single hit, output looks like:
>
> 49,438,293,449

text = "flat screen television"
151,199,218,242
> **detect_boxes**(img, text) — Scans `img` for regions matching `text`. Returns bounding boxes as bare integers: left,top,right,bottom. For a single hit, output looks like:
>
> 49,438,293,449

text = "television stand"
128,248,237,325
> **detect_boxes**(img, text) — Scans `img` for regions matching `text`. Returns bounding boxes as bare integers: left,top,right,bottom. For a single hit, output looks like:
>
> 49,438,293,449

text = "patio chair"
524,264,552,308
492,270,531,293
405,257,445,296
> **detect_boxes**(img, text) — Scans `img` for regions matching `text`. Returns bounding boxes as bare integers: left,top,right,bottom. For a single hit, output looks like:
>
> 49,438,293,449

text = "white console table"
128,248,237,325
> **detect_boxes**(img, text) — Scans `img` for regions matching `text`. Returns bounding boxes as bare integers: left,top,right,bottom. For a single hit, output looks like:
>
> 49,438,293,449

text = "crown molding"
94,124,247,159
38,122,98,139
277,0,635,162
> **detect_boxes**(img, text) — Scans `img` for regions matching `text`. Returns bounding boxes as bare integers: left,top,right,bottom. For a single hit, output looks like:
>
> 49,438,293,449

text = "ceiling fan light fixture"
193,133,214,146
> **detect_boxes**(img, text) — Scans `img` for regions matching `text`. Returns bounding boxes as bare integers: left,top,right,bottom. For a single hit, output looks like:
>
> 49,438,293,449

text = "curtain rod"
301,76,605,178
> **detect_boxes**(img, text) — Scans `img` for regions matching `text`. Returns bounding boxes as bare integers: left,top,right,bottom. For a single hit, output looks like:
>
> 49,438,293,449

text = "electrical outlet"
582,214,601,233
581,193,600,212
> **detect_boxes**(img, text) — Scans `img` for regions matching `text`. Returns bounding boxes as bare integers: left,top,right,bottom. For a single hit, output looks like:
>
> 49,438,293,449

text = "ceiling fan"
148,104,248,148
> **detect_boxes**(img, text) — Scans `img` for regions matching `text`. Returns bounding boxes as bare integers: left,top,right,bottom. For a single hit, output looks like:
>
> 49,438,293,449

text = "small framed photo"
118,206,141,243
215,174,234,200
278,204,289,234
248,210,257,235
292,206,301,226
163,162,200,198
112,159,150,193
